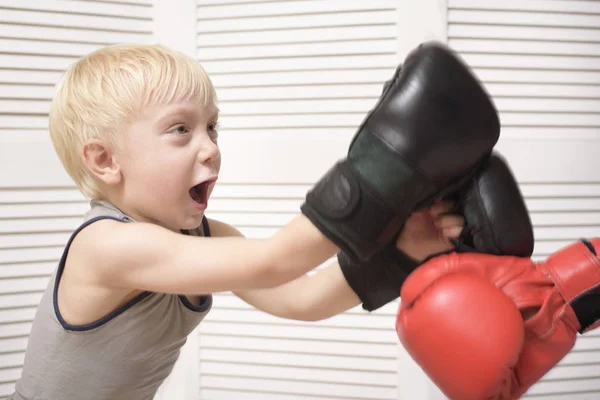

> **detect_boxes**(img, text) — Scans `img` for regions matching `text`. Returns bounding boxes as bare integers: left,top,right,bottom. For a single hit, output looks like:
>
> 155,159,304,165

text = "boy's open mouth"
189,177,217,206
189,182,210,205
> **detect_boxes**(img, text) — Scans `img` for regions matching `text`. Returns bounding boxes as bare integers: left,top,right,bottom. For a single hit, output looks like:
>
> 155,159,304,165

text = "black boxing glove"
451,152,534,257
339,153,534,311
301,41,500,262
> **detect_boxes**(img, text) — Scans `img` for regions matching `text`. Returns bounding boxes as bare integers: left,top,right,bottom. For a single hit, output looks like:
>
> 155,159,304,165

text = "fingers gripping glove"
396,238,600,400
338,152,533,312
452,152,535,258
301,41,500,261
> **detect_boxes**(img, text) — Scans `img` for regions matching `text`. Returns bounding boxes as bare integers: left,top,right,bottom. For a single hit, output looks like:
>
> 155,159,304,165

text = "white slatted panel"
448,1,600,398
197,1,401,399
0,0,154,397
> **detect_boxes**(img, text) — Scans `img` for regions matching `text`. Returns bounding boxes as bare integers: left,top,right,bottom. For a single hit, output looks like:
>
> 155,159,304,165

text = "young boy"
10,44,465,400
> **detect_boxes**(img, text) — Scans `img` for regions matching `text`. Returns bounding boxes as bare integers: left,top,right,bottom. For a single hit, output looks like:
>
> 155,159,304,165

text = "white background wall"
0,0,599,399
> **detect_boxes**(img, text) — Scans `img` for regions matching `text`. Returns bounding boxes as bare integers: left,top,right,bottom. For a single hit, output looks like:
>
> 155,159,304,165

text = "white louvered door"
448,0,600,399
196,1,404,399
0,1,154,398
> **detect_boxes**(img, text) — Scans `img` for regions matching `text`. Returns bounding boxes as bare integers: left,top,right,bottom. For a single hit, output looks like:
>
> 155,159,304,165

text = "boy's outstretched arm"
229,201,465,321
206,219,361,321
76,214,339,296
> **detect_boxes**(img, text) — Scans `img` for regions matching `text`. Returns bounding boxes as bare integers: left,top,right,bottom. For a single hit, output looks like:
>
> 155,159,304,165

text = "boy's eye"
208,122,219,132
168,125,188,135
208,122,219,141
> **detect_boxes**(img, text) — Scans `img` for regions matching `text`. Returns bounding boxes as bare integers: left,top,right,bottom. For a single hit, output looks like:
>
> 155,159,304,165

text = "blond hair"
49,43,218,199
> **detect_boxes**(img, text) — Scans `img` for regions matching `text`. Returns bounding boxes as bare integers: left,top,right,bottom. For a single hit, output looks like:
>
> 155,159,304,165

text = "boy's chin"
178,213,205,231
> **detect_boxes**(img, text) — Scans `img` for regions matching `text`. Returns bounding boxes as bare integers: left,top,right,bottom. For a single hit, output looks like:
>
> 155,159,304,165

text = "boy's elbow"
247,244,294,289
246,259,286,289
280,296,330,322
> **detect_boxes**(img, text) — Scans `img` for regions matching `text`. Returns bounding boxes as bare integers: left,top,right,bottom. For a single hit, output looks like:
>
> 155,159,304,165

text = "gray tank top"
10,200,212,400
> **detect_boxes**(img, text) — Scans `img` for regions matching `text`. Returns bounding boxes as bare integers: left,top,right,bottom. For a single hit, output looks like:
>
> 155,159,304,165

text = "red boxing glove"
396,238,600,400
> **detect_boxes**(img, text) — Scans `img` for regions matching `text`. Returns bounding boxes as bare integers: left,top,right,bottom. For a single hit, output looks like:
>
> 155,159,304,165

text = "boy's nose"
197,137,219,164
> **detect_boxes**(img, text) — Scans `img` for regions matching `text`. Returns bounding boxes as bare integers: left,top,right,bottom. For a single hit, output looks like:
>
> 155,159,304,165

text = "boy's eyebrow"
154,104,219,126
206,106,220,120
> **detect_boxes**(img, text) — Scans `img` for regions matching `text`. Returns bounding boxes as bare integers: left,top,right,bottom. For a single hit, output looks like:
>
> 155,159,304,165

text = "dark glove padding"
449,153,535,258
338,245,419,312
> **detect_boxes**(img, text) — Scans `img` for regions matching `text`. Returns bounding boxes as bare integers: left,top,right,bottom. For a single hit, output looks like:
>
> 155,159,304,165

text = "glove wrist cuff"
302,160,405,261
338,245,419,312
544,238,600,333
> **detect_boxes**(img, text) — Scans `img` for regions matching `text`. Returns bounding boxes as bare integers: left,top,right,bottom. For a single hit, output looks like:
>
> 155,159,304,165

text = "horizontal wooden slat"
0,70,62,86
523,393,600,400
0,84,56,100
79,0,150,4
0,292,43,308
198,11,396,33
543,364,600,380
217,114,363,130
0,23,153,44
0,381,19,398
0,277,50,294
200,375,396,400
451,39,600,57
0,367,21,384
198,0,395,20
448,0,600,13
199,39,396,61
0,218,82,234
485,83,600,100
198,25,397,47
475,69,600,85
461,53,600,71
561,350,600,365
209,69,393,87
498,127,600,139
0,189,84,203
0,247,63,264
0,0,152,18
526,198,600,212
0,202,88,219
0,262,55,278
0,9,153,32
0,337,28,353
200,361,395,386
449,25,600,43
0,232,70,249
529,212,600,226
206,308,393,330
198,390,329,400
534,226,599,241
526,378,600,395
201,54,398,74
0,54,76,71
0,322,32,339
573,336,600,352
216,84,383,101
495,98,600,113
448,9,600,28
0,100,50,114
201,336,396,359
200,347,396,372
0,38,107,57
212,185,309,198
500,112,600,128
219,98,376,115
212,293,397,317
199,321,396,344
0,307,36,324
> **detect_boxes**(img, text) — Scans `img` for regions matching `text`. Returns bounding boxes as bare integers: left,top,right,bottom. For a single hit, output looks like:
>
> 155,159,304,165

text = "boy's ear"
82,139,121,186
